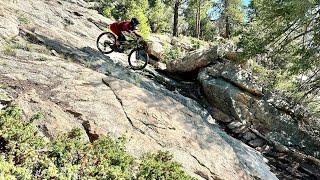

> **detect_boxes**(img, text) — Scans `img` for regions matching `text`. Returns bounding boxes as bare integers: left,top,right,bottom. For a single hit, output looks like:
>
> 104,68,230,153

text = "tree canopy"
239,0,320,116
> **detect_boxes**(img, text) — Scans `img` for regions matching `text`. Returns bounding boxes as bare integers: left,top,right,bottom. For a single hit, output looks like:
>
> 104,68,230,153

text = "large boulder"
198,62,320,158
171,36,193,51
166,47,218,73
147,40,164,60
201,62,263,96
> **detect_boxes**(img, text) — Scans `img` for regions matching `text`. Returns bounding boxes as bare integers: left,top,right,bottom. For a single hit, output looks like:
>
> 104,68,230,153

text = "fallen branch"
249,127,320,178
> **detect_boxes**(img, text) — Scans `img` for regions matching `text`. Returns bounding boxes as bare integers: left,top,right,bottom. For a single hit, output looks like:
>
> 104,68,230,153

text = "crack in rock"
102,78,145,134
141,122,168,132
102,78,166,147
190,153,220,180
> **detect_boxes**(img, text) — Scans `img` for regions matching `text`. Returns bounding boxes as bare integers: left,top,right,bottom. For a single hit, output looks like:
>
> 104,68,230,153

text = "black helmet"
131,17,140,27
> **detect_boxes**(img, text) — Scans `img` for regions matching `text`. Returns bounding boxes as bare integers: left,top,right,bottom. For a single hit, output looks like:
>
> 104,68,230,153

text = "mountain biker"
109,17,142,44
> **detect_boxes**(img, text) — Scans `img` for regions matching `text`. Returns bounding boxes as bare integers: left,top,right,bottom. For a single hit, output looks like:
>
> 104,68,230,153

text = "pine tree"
163,0,188,37
211,0,244,38
126,0,151,38
184,0,212,39
240,0,320,116
148,0,173,33
101,0,151,38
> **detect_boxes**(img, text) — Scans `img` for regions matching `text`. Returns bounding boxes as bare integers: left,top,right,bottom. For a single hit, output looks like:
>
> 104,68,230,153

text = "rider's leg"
114,33,125,46
117,33,126,53
118,33,126,43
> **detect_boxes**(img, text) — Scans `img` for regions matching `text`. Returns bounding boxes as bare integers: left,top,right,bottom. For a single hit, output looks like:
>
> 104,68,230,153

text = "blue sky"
243,0,251,6
209,0,252,20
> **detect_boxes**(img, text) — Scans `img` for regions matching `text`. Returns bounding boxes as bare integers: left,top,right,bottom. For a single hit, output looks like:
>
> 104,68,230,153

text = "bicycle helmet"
131,17,140,29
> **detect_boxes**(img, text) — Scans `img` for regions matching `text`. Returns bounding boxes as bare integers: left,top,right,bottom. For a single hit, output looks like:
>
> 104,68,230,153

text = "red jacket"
110,21,133,36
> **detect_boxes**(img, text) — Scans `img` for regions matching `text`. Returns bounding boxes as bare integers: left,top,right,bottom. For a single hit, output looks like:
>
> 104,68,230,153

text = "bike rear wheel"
96,32,116,54
128,48,149,70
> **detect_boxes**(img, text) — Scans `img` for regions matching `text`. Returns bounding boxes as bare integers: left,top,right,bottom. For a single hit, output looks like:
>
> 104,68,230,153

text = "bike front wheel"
96,32,116,54
128,48,149,70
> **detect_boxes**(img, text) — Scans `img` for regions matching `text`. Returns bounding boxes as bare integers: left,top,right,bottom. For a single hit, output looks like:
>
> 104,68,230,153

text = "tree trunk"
225,16,230,38
224,0,230,38
195,7,199,37
197,1,201,38
194,0,201,38
173,0,179,37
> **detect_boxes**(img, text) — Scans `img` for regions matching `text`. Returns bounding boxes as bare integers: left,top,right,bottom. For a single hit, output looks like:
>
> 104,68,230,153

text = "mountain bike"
96,32,149,70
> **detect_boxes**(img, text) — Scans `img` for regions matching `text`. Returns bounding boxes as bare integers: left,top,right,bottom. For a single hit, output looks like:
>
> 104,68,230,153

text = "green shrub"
189,37,206,49
18,43,34,51
0,106,192,179
35,45,50,54
0,83,8,89
17,14,29,24
137,151,194,180
2,45,16,56
126,1,151,39
2,38,37,56
163,44,185,62
103,6,113,17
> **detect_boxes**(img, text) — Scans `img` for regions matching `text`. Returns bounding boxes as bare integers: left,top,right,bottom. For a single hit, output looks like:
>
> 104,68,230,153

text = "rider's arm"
131,30,142,38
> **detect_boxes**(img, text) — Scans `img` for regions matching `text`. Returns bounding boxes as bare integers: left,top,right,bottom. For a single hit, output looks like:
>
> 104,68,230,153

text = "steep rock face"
0,52,276,180
103,76,277,180
0,0,278,179
0,53,131,140
198,62,320,158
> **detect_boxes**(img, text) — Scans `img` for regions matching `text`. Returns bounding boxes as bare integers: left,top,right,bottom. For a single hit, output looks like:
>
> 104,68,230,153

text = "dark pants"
118,33,126,41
